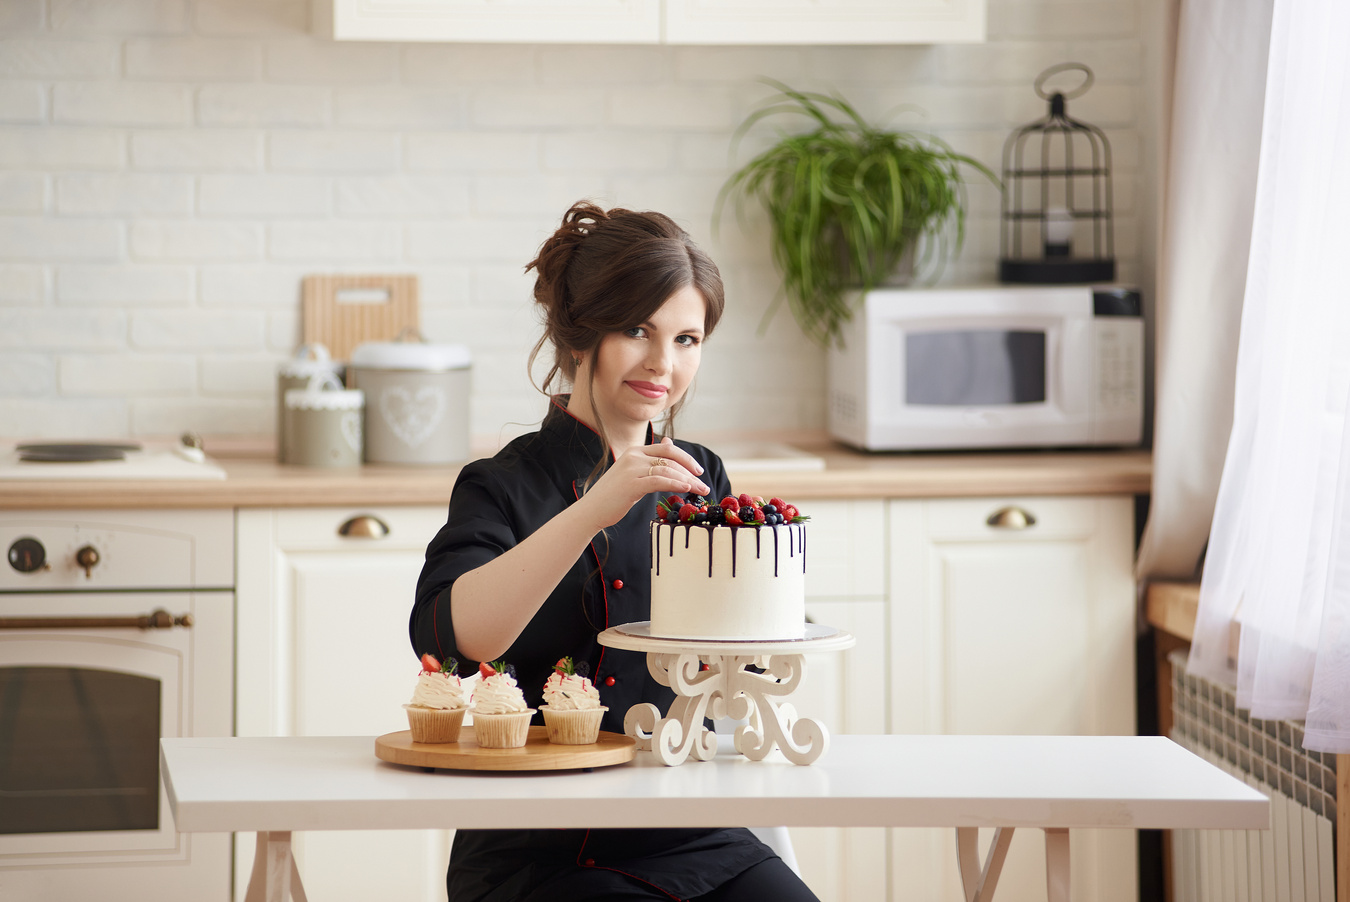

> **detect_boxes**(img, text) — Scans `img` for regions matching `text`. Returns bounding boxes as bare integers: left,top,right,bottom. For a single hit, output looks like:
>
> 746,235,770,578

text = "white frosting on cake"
649,522,806,640
408,671,466,710
472,672,528,714
542,672,602,710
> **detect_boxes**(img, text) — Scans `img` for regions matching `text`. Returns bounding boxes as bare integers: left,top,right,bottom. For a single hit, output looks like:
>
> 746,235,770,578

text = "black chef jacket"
411,396,773,902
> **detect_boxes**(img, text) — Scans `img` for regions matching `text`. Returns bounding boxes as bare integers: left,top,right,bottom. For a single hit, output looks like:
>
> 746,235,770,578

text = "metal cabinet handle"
0,609,194,631
338,515,390,539
986,506,1037,529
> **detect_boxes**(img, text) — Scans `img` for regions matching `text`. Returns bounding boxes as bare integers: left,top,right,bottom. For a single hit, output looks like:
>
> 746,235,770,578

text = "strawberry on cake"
649,494,809,640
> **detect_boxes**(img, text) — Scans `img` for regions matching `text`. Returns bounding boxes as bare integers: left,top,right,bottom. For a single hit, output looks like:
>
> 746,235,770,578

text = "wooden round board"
375,726,635,772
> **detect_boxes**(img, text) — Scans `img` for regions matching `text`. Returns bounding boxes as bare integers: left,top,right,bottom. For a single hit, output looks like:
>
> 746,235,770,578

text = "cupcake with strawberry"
404,654,468,743
470,661,534,749
540,657,606,745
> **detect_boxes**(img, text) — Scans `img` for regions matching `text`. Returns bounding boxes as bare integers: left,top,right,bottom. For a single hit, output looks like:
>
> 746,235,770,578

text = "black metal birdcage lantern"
1000,63,1115,284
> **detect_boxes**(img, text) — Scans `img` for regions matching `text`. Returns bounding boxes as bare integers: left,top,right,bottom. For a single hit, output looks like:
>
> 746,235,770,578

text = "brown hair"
527,200,725,465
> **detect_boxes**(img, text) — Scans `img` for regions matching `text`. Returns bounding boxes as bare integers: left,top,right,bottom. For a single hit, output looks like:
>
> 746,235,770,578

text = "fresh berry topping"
770,497,787,512
751,495,765,506
421,653,441,673
479,661,496,680
720,495,740,512
666,495,684,509
678,503,698,523
742,505,764,524
737,493,754,508
554,657,575,676
724,510,743,526
762,503,777,515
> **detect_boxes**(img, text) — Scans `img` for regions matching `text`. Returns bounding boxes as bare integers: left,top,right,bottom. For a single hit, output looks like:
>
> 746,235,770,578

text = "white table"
597,622,856,765
161,734,1268,902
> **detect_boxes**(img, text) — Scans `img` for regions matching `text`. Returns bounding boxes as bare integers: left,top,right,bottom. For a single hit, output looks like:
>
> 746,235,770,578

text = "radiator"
1168,650,1338,901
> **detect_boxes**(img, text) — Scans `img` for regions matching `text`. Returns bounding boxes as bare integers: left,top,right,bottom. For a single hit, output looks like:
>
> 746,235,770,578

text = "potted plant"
718,81,997,346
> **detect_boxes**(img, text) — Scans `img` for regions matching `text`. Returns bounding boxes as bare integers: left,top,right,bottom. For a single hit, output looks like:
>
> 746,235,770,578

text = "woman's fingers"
647,436,704,475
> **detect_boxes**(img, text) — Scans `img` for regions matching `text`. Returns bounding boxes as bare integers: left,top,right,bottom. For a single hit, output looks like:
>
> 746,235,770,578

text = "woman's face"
583,283,707,433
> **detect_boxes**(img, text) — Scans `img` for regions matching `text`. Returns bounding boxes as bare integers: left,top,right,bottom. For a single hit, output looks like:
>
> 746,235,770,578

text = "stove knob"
8,537,48,573
75,545,100,579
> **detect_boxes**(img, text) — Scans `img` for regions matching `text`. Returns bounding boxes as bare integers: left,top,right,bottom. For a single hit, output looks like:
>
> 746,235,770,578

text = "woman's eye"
625,327,647,339
675,334,700,347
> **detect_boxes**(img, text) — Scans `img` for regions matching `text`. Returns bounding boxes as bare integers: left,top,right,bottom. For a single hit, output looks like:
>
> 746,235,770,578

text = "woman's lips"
626,381,668,399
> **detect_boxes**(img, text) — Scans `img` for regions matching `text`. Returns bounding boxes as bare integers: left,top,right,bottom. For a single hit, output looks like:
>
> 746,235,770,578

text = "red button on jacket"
612,579,623,590
604,676,616,687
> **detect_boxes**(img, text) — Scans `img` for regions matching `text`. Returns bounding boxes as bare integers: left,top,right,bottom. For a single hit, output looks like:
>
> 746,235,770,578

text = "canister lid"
279,343,341,378
350,338,471,372
285,373,364,411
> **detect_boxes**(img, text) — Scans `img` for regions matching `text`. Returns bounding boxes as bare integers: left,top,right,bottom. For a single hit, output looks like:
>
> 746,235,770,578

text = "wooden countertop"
0,437,1151,510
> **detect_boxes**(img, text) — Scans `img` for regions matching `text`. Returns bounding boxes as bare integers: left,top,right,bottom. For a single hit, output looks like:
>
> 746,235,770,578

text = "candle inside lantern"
1044,205,1073,257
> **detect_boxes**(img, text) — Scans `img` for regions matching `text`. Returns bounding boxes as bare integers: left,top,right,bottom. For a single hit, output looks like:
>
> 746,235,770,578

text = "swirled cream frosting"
408,672,466,710
471,672,528,714
542,672,602,710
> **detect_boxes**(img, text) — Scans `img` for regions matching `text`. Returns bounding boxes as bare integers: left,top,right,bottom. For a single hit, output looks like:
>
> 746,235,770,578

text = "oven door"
0,591,232,871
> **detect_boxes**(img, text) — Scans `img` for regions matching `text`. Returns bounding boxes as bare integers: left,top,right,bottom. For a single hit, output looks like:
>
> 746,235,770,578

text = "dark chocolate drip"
683,524,692,549
706,525,714,577
801,525,807,573
771,524,779,577
730,527,738,577
788,524,794,557
755,526,762,560
669,523,676,557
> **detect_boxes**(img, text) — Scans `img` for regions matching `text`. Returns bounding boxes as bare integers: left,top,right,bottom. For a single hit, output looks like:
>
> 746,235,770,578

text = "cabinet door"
236,506,452,902
665,0,985,44
789,599,888,901
887,496,1137,902
322,0,661,43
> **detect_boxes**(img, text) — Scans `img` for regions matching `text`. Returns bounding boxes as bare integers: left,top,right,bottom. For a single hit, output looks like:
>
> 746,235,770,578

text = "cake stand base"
596,623,856,766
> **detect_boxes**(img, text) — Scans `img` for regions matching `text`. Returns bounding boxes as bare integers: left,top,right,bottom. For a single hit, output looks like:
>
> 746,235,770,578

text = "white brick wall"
0,0,1152,442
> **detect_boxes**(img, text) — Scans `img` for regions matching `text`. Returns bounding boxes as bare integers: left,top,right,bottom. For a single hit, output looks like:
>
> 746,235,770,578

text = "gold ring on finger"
651,457,669,468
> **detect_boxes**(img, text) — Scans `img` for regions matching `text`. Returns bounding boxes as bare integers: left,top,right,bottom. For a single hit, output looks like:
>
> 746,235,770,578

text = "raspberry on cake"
649,494,809,640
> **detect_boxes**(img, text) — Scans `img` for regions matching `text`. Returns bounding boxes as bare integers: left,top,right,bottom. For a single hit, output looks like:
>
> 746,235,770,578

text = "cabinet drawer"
919,496,1103,542
273,506,447,551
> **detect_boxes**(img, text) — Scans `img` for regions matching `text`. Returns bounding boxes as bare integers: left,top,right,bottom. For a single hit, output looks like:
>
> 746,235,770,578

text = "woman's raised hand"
577,437,711,531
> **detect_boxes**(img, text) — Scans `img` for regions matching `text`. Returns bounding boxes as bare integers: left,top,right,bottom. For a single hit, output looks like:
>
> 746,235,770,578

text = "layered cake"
649,494,807,640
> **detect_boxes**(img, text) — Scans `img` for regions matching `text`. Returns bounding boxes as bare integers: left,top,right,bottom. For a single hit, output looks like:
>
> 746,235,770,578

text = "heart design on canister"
380,385,446,449
340,410,362,453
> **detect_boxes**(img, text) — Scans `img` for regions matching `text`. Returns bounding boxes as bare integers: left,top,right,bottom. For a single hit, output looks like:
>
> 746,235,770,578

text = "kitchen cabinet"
234,493,1135,902
317,0,984,44
886,495,1137,902
236,504,451,902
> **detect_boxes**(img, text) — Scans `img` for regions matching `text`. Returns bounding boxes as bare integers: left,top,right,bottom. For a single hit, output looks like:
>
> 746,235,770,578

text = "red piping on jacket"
575,829,685,902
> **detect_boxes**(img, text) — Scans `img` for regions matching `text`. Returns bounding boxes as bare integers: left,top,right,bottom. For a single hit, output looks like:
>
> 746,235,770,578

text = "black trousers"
513,857,821,902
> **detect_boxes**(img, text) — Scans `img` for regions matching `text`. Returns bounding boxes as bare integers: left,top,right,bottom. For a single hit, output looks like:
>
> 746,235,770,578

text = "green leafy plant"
717,81,997,346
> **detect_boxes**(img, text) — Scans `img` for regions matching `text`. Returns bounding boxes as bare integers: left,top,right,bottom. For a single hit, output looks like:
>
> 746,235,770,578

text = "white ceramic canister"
284,373,365,468
277,344,342,463
349,336,471,465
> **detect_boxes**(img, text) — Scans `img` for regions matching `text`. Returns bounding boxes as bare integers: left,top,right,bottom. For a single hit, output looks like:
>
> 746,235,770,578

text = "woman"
411,202,820,902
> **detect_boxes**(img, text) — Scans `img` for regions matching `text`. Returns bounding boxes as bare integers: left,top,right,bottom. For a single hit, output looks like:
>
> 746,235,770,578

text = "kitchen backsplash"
0,0,1149,443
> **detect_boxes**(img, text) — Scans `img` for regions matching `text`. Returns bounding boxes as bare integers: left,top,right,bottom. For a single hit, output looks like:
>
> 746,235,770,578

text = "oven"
0,508,234,901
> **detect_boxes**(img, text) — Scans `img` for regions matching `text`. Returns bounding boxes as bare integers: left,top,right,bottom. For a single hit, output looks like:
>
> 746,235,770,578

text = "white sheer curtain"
1187,0,1350,752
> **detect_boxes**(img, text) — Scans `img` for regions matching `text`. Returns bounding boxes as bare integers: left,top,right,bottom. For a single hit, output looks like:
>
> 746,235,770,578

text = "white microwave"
827,285,1144,451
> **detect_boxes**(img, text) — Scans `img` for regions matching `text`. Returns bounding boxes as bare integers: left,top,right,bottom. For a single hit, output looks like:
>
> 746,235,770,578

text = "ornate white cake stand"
596,622,856,767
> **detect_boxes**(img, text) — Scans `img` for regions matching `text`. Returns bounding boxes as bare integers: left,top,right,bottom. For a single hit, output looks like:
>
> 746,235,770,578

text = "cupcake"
470,661,534,749
540,656,607,745
404,654,467,743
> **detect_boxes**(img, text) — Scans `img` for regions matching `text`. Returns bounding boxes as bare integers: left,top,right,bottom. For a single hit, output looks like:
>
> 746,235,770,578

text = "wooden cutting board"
374,727,636,772
302,274,420,362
